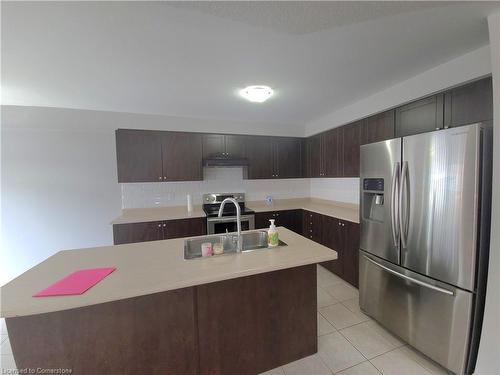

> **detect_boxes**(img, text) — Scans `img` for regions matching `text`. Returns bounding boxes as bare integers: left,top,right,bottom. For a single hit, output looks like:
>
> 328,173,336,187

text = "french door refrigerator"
359,123,492,375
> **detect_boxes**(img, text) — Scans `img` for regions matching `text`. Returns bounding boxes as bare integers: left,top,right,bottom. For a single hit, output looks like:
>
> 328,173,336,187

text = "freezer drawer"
359,251,473,375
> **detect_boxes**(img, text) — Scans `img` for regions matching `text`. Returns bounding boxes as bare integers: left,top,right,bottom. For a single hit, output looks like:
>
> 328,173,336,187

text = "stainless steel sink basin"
184,230,287,260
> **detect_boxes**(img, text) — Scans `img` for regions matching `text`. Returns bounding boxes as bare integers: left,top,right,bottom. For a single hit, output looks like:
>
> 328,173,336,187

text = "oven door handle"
207,215,253,223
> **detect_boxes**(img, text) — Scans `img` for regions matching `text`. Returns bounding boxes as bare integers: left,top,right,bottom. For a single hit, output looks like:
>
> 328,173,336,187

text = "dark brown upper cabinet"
306,129,340,178
361,110,395,145
245,136,274,179
116,130,203,182
162,132,203,181
323,128,341,177
395,94,444,137
444,77,493,129
305,134,322,178
116,129,164,183
202,134,246,159
341,121,362,177
275,137,303,178
245,136,302,179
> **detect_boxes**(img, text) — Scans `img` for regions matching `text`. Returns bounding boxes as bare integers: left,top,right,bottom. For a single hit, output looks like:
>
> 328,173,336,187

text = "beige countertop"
247,198,359,223
111,205,205,224
0,228,336,318
111,198,359,225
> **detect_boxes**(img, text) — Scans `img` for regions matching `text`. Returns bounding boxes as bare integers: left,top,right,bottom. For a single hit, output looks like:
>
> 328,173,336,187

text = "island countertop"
0,227,336,318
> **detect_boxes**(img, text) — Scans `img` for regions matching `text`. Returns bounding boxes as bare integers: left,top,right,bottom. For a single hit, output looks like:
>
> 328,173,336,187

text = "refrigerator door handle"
363,255,455,296
399,161,409,248
391,162,400,247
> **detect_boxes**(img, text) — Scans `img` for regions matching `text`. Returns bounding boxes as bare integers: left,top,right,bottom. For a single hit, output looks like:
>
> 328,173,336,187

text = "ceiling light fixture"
239,85,273,103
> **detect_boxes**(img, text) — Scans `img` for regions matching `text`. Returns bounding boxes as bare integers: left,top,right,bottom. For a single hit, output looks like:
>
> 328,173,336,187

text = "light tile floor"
264,265,450,375
0,265,450,375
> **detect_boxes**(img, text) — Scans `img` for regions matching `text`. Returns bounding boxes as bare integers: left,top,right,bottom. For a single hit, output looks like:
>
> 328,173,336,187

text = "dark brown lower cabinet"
342,221,360,288
113,217,206,245
321,216,344,277
7,266,316,375
302,210,360,287
255,210,303,234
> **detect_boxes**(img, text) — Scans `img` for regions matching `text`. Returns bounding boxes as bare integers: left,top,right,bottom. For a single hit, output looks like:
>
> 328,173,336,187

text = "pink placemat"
33,267,116,297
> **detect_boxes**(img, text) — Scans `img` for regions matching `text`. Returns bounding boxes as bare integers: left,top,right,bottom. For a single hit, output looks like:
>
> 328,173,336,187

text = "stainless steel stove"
202,193,255,234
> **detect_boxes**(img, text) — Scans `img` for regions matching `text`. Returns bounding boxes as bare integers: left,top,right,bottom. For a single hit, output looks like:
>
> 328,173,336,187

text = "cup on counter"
201,242,213,257
213,243,224,255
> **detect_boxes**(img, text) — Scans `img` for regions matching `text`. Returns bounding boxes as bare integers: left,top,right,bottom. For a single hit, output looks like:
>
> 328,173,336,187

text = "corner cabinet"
245,136,303,179
302,210,360,287
116,129,203,183
306,129,341,178
255,210,303,234
113,217,206,245
341,121,362,177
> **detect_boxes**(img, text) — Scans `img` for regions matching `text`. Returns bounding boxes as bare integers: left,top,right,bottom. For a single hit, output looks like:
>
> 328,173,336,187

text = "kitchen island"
1,227,336,375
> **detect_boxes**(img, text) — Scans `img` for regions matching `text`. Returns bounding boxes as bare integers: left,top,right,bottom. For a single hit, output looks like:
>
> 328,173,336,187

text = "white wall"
306,45,492,136
475,12,500,375
309,178,359,205
0,106,303,285
121,168,310,208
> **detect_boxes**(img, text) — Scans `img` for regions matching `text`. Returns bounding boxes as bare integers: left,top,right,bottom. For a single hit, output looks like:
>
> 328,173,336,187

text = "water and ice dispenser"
362,178,385,222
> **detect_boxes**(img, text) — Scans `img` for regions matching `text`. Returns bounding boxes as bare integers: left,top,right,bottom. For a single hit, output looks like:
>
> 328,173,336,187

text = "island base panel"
6,287,199,375
197,264,317,375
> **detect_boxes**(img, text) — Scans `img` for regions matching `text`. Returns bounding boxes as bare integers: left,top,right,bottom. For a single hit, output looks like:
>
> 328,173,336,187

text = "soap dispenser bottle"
268,219,279,247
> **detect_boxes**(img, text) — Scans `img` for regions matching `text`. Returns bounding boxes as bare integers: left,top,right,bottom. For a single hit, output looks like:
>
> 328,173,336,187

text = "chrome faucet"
218,198,242,252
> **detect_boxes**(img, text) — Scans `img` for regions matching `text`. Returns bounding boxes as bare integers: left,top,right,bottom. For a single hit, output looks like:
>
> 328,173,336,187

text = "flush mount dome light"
239,85,273,103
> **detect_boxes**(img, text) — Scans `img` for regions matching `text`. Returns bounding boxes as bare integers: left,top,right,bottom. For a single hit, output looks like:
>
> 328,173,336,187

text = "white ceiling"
2,1,499,128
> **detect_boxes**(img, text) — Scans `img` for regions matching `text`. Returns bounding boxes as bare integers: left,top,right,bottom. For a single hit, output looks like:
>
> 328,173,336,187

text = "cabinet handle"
158,224,161,228
163,176,167,180
158,176,162,180
163,223,166,227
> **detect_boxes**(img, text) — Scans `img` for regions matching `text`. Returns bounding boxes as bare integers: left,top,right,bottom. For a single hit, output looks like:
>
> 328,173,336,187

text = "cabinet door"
282,209,303,234
162,132,203,181
395,94,444,137
225,135,246,159
323,128,341,177
255,212,274,229
115,129,163,183
341,121,362,177
444,77,493,128
307,135,322,178
303,211,323,243
164,217,207,240
321,216,344,277
342,221,360,287
275,138,302,178
113,221,164,245
245,136,275,179
202,134,225,158
362,110,395,145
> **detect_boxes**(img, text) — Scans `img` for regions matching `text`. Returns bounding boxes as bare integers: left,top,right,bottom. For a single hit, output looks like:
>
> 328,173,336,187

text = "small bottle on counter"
267,219,279,248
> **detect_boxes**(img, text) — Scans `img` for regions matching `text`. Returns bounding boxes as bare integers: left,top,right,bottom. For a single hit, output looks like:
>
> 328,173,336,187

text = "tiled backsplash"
121,167,310,208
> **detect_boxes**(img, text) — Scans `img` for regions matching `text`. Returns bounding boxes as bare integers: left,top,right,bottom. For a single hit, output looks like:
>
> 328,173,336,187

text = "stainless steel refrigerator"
359,123,492,375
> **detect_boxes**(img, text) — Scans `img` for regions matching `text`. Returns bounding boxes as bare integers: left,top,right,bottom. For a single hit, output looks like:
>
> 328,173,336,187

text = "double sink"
184,230,287,260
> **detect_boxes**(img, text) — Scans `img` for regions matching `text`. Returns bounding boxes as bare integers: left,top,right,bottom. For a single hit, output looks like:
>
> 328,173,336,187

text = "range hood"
203,156,249,167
